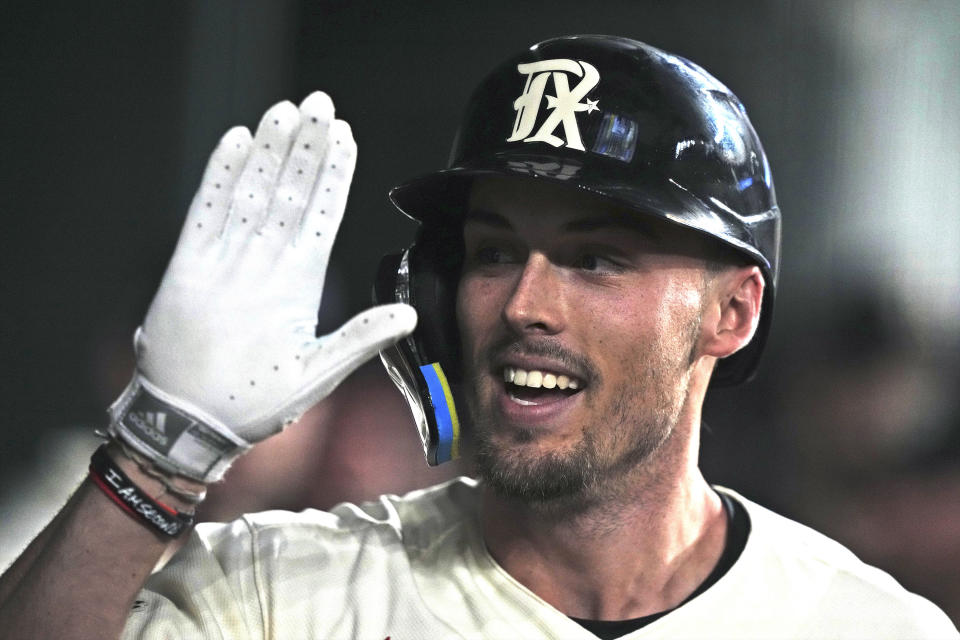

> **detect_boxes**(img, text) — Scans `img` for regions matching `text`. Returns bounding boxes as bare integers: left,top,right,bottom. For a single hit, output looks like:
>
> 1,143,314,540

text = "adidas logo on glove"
127,411,169,446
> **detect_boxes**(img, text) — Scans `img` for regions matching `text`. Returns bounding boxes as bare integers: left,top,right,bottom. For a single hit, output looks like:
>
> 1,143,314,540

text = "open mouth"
502,366,584,406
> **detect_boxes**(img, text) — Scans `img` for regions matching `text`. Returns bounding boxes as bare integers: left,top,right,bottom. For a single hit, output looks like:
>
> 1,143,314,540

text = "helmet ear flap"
373,223,464,465
408,222,464,378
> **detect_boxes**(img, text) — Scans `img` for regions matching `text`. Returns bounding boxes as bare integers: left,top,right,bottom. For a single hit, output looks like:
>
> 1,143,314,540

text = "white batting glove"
107,92,417,483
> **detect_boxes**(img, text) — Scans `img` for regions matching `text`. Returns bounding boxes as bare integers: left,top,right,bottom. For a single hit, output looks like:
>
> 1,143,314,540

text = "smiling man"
1,35,956,640
455,176,752,626
458,178,742,506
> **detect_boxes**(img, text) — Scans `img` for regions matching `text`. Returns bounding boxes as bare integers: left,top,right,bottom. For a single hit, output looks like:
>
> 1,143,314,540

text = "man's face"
456,177,712,505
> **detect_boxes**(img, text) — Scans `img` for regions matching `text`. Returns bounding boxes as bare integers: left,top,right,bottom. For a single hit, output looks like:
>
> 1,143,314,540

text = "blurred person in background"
779,292,960,625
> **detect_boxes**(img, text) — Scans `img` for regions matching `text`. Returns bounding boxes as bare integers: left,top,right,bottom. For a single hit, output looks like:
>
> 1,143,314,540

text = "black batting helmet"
376,35,781,466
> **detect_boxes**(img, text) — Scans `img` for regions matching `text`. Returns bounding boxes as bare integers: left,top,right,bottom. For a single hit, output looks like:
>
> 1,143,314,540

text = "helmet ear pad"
373,221,466,466
405,221,464,381
373,221,464,375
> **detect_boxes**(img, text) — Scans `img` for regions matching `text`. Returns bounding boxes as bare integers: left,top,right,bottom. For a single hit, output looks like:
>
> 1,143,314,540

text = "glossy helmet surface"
378,35,782,464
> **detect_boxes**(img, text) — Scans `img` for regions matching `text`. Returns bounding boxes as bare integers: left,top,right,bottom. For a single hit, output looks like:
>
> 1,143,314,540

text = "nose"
502,253,565,335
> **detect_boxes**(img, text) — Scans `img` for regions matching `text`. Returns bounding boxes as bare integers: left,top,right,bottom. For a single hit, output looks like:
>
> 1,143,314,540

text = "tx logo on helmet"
507,58,600,151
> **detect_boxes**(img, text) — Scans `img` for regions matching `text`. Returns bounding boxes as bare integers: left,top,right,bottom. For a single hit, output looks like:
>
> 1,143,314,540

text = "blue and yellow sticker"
419,362,461,463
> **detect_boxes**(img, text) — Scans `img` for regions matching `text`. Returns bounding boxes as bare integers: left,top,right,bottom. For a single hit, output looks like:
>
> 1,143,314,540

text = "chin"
469,395,679,509
474,433,599,504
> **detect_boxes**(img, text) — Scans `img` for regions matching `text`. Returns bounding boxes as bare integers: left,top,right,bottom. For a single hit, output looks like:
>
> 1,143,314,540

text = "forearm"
0,447,202,640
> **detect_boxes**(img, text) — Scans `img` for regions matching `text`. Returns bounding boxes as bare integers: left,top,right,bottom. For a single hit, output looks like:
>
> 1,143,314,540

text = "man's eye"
575,254,619,272
476,246,508,264
577,255,600,270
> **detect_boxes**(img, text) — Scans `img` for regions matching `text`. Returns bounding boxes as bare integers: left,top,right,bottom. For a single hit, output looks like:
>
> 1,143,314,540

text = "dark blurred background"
2,0,958,624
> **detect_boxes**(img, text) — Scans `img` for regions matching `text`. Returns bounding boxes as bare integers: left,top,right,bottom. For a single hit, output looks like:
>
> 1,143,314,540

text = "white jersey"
122,478,958,639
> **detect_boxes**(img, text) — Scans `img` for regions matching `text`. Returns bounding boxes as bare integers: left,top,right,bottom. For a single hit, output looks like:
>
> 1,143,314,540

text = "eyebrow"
464,209,660,240
463,209,512,228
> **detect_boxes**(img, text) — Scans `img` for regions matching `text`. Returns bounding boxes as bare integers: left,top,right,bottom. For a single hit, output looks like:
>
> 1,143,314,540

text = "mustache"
484,338,600,384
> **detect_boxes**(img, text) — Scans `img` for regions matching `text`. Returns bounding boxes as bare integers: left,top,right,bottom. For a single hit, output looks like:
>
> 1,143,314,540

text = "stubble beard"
467,324,699,513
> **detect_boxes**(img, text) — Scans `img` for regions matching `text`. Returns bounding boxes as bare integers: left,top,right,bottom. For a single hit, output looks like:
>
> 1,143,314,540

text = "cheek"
454,282,472,350
652,281,706,359
456,276,500,355
574,284,649,335
660,276,705,324
582,279,702,365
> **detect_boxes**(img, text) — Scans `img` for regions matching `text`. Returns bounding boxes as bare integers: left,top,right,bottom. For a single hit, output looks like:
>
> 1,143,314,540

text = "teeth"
509,394,538,406
503,367,582,390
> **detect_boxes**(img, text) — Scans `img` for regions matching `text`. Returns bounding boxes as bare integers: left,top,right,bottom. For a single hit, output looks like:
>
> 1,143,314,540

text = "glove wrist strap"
107,375,251,483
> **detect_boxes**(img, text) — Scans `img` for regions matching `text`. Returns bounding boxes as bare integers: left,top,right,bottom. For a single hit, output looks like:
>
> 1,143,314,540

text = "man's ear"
701,266,765,359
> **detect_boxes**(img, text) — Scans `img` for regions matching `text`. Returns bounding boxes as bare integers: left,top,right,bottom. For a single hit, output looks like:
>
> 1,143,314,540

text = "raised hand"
107,92,416,483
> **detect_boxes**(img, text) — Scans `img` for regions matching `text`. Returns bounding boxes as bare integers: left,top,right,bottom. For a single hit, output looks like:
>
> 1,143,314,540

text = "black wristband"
89,444,195,538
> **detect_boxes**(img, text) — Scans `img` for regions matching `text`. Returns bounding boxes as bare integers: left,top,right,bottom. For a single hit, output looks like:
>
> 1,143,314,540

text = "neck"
479,360,726,620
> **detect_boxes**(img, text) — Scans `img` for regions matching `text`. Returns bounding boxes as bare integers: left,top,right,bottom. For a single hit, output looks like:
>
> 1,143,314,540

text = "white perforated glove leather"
107,92,417,483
